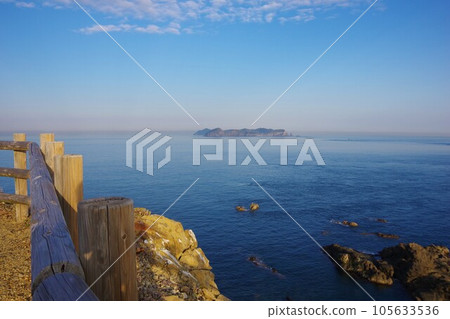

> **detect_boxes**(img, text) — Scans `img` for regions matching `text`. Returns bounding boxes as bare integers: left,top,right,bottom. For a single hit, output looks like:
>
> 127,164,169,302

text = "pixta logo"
127,129,325,176
193,138,325,166
126,128,172,176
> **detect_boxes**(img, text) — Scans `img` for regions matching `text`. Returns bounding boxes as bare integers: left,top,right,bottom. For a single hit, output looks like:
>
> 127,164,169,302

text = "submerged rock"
248,256,285,278
135,208,229,301
376,218,388,223
380,243,450,301
361,232,400,239
323,244,394,285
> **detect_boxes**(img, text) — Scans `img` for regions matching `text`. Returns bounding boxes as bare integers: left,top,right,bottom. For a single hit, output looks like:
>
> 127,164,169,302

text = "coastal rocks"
134,208,229,301
324,243,450,300
341,220,359,227
323,244,394,285
374,232,399,239
362,232,400,239
379,243,450,301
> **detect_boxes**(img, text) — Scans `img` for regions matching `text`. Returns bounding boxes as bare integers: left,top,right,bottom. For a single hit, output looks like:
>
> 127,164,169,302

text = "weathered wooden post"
78,197,137,301
39,133,54,153
55,154,83,252
44,141,64,180
13,133,28,221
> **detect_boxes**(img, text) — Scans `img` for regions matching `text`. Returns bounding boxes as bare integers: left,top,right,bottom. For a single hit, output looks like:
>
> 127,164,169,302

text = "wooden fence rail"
1,133,137,301
0,140,30,151
28,142,97,300
0,136,98,300
0,167,30,179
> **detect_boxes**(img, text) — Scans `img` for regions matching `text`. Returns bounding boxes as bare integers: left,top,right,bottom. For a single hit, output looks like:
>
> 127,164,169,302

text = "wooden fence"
1,133,137,301
0,133,98,300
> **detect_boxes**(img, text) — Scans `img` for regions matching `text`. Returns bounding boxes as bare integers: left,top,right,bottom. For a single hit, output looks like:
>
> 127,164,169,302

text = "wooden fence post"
58,155,83,252
44,141,64,180
39,133,54,153
78,197,137,301
13,133,28,221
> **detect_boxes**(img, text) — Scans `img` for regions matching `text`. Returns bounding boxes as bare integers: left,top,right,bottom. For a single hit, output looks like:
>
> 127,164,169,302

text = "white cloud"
1,0,370,33
0,0,35,8
15,1,35,7
78,21,182,35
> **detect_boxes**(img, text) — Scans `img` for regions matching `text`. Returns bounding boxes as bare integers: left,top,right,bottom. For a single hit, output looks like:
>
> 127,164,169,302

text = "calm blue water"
1,132,449,301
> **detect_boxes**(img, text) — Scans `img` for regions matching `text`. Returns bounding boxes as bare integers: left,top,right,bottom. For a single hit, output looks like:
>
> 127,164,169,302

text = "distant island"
194,128,290,137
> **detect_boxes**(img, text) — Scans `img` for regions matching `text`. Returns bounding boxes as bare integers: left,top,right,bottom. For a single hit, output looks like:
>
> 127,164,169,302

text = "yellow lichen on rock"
135,208,228,301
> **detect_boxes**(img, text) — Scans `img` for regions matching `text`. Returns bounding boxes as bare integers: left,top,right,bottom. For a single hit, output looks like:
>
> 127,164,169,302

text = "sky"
0,0,449,134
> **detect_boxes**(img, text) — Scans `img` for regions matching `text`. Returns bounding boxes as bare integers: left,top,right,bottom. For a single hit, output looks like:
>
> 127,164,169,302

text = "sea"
1,132,449,301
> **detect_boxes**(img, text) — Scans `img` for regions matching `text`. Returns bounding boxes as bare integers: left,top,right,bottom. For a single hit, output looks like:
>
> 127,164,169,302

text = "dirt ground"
0,203,31,301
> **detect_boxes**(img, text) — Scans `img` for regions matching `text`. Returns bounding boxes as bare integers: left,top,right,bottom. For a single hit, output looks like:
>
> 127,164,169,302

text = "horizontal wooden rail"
28,142,97,301
0,193,30,206
0,167,30,179
0,141,30,151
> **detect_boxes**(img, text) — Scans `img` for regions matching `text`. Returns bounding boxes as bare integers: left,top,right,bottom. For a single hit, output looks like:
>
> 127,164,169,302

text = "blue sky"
0,0,449,133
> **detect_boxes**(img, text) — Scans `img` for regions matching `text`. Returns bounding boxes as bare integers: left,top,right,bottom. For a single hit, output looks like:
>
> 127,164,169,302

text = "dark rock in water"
376,218,388,223
380,243,450,301
375,232,400,239
342,220,359,227
248,256,285,278
323,244,394,285
361,232,400,239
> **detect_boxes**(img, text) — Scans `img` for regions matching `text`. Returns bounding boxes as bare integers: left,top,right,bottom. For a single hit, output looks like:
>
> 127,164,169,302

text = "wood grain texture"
60,155,83,253
0,140,30,151
78,197,137,301
33,273,98,301
53,155,63,207
0,193,30,205
14,133,28,221
44,141,64,180
39,133,54,153
28,142,96,300
0,167,29,179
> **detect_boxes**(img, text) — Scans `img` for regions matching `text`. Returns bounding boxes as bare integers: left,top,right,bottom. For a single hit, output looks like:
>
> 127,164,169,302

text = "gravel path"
0,203,31,301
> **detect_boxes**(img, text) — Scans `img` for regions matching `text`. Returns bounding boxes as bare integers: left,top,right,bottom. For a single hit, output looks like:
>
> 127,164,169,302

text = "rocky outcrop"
341,220,359,227
362,232,400,239
134,208,229,301
194,128,288,137
380,243,450,301
324,244,394,285
324,243,450,301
